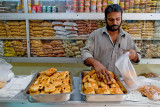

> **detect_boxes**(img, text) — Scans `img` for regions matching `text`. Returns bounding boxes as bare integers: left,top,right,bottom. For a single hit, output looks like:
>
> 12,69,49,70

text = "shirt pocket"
118,47,125,56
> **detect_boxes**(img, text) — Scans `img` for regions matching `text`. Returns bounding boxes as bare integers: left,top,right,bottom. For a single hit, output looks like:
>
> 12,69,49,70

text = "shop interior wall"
10,62,160,76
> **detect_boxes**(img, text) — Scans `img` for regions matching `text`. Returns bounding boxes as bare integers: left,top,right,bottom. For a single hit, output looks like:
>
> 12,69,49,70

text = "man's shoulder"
91,27,103,36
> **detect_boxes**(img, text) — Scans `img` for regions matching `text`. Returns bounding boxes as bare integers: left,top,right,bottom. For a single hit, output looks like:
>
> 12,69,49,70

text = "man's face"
105,12,122,32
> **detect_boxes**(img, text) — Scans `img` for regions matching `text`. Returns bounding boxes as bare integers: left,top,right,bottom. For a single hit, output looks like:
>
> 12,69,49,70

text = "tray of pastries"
80,70,129,102
24,68,74,102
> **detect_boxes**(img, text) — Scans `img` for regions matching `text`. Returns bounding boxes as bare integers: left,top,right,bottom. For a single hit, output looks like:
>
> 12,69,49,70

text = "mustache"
111,25,119,27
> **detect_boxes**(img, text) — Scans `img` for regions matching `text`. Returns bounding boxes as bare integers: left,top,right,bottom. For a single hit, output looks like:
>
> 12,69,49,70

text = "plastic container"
129,0,134,8
97,4,102,13
145,4,151,13
134,0,140,5
124,1,129,9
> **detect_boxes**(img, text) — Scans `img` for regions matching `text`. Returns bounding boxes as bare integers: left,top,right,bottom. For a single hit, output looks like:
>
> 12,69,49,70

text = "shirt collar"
102,25,125,37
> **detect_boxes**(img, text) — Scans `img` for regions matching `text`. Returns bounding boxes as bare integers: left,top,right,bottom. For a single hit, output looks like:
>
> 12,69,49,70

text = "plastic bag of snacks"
115,52,138,90
0,58,14,82
138,85,160,101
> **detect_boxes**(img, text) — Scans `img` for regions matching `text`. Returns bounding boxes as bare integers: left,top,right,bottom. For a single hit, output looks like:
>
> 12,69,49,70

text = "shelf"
30,37,88,40
0,37,26,40
133,38,160,40
140,59,160,64
1,57,160,64
0,13,160,20
1,57,83,63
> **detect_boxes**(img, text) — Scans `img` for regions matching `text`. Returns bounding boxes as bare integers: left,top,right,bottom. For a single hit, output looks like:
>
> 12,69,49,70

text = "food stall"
0,0,160,106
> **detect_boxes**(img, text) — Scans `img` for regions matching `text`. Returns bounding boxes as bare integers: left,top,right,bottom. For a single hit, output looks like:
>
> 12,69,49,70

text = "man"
81,4,141,84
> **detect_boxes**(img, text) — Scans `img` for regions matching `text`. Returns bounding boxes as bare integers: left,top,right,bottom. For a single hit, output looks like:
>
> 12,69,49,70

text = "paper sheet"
124,78,160,104
0,75,33,98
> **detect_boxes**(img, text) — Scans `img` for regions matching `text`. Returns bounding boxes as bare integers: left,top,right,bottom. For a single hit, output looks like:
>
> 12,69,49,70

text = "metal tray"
24,71,74,103
79,71,129,102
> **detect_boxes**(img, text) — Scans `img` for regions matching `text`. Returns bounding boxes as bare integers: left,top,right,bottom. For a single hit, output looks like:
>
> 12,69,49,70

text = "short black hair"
105,4,123,18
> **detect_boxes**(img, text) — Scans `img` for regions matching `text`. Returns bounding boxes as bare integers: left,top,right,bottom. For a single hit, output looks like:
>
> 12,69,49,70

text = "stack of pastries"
28,68,71,95
82,70,124,94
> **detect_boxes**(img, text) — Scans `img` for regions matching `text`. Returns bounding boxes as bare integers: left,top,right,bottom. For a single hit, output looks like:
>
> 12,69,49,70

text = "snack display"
0,21,26,37
81,70,124,94
28,68,71,94
139,72,159,78
141,21,154,38
25,68,74,102
30,20,54,37
31,40,66,57
3,40,27,57
119,0,159,13
63,40,86,57
128,21,142,39
135,40,160,58
76,20,97,36
80,70,128,102
138,85,160,100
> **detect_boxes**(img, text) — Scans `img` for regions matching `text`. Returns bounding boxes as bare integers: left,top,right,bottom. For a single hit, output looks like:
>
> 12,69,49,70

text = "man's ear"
104,17,107,22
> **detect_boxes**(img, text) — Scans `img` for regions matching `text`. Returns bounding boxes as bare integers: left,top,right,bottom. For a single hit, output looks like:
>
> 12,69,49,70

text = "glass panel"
0,20,27,57
0,0,24,13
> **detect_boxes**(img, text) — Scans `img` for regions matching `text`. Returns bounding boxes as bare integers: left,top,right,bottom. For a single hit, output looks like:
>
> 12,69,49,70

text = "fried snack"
100,82,110,89
102,75,113,85
52,79,62,87
82,70,124,95
51,88,61,94
0,81,5,89
29,84,41,92
108,71,114,79
82,75,90,83
44,68,57,76
84,82,91,89
109,87,124,94
61,85,71,93
96,88,110,94
44,84,56,93
30,91,40,95
84,87,95,94
88,69,96,76
62,78,70,85
138,85,160,100
28,68,71,95
58,71,69,80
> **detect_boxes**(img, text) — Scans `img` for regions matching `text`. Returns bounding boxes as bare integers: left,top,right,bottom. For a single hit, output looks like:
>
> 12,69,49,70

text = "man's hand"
85,58,112,84
124,49,138,62
92,61,112,84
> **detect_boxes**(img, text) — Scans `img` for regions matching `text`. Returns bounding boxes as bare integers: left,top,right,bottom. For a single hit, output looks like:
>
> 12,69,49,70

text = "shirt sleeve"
81,31,95,62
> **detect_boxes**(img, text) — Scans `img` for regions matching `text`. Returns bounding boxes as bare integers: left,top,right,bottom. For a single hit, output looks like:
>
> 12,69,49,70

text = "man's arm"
81,32,112,83
129,39,141,63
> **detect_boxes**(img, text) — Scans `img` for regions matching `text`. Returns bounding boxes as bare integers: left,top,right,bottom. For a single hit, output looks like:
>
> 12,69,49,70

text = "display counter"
0,77,159,107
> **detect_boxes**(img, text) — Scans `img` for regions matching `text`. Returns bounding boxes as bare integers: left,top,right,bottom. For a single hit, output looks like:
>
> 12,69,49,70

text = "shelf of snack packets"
0,20,160,58
28,0,160,13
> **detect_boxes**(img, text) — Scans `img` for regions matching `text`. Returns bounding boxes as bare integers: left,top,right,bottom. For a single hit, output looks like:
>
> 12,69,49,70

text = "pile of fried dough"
82,70,124,94
28,68,71,95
